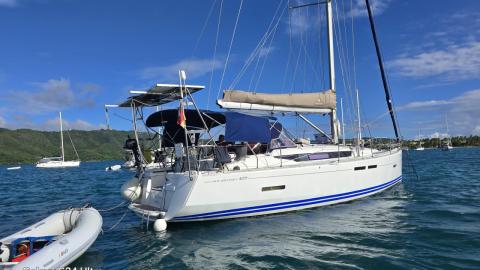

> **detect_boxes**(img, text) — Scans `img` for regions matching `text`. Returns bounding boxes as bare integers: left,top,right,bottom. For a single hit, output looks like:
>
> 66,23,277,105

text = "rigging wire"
248,1,285,91
333,1,356,140
66,129,80,160
317,1,326,89
229,0,285,90
216,0,244,100
253,6,285,92
290,23,304,94
207,0,224,110
303,8,308,93
188,0,218,61
281,1,294,91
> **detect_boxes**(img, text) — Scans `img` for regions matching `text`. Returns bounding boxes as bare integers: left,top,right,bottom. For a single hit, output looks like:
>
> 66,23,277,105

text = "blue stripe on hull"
172,176,402,221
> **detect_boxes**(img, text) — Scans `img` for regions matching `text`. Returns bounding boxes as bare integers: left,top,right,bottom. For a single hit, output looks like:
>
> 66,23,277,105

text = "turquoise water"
1,148,479,269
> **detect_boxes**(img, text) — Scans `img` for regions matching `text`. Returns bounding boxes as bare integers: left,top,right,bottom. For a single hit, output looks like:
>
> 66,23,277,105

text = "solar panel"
118,83,205,107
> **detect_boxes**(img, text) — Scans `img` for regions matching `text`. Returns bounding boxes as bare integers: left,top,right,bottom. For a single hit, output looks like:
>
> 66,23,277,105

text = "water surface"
1,148,479,269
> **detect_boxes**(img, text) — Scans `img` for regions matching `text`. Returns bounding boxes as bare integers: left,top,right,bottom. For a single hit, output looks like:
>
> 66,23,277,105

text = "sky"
0,0,479,139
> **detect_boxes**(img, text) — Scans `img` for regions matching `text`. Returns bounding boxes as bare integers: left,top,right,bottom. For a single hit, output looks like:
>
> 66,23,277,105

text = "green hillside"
0,128,134,164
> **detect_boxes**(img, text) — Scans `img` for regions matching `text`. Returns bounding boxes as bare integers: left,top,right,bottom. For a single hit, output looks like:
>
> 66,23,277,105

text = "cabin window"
275,151,352,162
354,166,366,171
368,165,377,169
262,185,286,192
393,164,397,168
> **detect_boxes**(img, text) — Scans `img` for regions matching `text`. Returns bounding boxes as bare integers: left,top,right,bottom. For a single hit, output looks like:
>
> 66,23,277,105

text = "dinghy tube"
0,207,102,270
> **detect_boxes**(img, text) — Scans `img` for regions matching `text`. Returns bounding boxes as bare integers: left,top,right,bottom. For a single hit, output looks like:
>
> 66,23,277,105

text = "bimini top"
146,109,225,129
146,109,225,147
118,84,205,107
217,89,336,113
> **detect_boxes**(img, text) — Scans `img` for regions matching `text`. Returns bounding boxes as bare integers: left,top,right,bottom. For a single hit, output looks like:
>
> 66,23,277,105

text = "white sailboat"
36,112,80,168
108,0,402,230
415,144,424,151
415,130,424,151
441,115,453,151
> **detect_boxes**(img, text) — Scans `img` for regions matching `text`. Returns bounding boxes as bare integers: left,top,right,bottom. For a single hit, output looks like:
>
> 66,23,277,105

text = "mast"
59,112,65,162
326,0,339,144
365,0,400,142
445,114,451,145
104,106,111,130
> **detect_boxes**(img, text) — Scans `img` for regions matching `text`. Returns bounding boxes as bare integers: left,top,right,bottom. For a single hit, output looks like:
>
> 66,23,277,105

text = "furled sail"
218,90,336,113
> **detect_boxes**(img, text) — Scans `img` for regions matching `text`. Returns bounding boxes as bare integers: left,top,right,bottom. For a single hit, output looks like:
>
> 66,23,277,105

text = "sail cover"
222,90,336,110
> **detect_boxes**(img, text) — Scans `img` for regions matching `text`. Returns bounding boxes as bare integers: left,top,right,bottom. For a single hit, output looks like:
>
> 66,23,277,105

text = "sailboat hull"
130,149,402,222
36,161,80,168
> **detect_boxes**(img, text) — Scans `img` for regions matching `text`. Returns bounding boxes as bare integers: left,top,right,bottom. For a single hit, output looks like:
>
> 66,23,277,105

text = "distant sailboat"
415,129,424,151
36,112,81,168
441,115,453,151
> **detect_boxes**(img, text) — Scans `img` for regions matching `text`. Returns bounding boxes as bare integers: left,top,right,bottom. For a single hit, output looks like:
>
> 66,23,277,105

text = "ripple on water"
0,149,480,269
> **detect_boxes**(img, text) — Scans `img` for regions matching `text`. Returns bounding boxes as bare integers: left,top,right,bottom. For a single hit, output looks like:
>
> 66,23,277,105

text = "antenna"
180,70,187,81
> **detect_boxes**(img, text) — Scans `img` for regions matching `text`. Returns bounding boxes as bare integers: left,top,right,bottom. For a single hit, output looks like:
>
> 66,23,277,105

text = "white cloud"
139,58,223,81
289,7,314,35
474,126,480,135
399,89,480,136
397,100,453,111
258,46,275,57
429,132,449,139
0,0,18,8
78,82,102,94
45,117,103,131
0,116,6,127
389,41,480,80
287,0,391,36
1,78,74,113
348,0,392,18
3,115,104,131
0,78,100,115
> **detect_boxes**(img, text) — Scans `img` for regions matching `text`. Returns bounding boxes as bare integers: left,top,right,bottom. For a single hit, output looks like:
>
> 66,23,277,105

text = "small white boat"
441,114,454,151
0,207,102,269
105,164,122,171
36,112,81,168
6,167,21,171
36,158,80,168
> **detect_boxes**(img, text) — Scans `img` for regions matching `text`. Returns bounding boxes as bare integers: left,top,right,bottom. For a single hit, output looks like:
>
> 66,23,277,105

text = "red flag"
177,102,186,129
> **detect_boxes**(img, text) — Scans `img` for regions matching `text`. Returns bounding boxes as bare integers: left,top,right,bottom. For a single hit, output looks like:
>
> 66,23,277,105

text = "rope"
97,200,128,212
99,170,147,232
102,208,129,233
216,0,244,99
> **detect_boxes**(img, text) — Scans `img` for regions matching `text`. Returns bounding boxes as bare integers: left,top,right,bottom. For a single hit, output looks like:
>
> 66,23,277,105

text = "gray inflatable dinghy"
0,207,102,270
